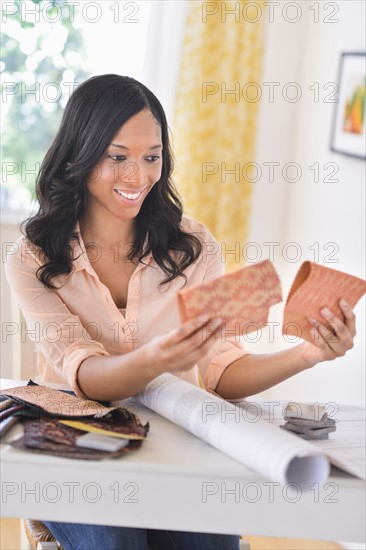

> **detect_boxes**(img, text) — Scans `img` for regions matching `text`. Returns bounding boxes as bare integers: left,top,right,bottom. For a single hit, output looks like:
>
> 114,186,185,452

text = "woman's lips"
113,187,146,204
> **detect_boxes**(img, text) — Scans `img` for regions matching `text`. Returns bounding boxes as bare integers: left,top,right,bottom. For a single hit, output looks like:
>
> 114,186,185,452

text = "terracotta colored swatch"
283,261,366,343
177,260,282,334
0,383,116,418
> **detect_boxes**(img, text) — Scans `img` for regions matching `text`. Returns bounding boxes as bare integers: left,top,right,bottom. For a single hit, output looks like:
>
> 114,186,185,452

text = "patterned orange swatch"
283,262,366,343
177,260,282,334
0,384,116,418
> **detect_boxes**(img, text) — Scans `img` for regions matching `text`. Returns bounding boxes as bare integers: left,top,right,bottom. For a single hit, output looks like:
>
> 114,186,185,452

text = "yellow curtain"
173,0,265,271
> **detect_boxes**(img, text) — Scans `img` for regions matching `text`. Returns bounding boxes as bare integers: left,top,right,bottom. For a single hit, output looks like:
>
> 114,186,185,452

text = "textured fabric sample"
4,393,149,460
178,259,282,333
283,261,366,343
0,382,116,418
10,417,145,460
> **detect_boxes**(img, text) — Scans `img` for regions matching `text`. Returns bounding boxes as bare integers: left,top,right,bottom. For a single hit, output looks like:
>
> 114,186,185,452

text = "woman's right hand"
145,316,222,376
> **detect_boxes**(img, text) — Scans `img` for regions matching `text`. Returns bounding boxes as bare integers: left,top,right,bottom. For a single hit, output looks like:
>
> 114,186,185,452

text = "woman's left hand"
300,299,356,366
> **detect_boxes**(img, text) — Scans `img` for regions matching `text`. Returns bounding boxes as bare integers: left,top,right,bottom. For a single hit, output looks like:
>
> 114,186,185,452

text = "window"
1,0,151,212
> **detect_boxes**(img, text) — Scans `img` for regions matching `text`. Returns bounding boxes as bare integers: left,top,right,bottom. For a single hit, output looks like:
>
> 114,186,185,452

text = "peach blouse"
5,217,249,397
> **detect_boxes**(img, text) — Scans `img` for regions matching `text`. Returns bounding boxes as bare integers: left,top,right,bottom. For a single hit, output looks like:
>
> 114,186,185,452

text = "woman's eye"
108,155,126,162
108,155,160,163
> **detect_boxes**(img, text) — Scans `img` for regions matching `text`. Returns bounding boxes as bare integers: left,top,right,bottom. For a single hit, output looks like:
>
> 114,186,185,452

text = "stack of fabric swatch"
281,402,336,440
0,381,149,459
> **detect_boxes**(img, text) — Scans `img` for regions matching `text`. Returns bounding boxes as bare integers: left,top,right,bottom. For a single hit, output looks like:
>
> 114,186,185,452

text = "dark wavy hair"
23,74,201,289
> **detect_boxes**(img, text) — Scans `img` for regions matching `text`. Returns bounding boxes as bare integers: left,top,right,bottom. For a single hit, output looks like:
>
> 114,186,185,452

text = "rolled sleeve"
62,342,109,398
38,319,110,398
198,339,250,394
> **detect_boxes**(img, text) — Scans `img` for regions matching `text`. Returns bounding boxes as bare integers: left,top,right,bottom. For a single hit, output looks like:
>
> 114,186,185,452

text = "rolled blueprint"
136,373,330,490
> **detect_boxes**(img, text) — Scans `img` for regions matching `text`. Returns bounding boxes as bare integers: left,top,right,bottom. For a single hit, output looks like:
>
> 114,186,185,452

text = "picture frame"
330,52,366,159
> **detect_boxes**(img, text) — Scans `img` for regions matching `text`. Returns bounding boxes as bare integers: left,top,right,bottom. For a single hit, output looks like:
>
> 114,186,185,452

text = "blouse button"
129,317,137,323
131,288,139,296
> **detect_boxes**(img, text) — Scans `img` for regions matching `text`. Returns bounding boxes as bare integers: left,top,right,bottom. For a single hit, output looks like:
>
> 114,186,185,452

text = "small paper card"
59,419,146,440
177,259,282,334
283,261,366,343
76,433,129,452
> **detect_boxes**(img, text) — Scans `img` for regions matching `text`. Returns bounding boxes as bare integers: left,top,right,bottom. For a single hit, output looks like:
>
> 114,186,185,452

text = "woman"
6,75,356,550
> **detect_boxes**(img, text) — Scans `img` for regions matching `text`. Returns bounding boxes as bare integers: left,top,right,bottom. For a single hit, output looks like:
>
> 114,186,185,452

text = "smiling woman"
4,75,244,549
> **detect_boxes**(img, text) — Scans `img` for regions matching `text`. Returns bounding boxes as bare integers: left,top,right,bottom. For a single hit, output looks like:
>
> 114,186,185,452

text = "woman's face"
85,109,163,223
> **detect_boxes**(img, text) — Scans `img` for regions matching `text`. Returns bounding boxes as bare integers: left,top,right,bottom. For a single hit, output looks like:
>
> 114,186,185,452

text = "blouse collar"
71,222,153,275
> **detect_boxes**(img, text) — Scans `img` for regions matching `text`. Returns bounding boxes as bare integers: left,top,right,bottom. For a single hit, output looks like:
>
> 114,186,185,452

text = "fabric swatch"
0,382,116,418
177,259,282,333
10,417,144,460
283,261,366,343
0,404,27,421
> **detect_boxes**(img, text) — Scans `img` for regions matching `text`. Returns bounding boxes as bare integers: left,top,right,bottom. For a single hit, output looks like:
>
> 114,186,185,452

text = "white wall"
249,1,366,406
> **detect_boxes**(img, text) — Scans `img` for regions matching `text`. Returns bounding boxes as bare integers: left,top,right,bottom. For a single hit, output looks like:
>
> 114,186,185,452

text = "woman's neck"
78,213,135,250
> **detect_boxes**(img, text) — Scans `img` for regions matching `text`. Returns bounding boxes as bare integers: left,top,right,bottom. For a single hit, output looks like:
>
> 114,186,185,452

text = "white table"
1,379,365,542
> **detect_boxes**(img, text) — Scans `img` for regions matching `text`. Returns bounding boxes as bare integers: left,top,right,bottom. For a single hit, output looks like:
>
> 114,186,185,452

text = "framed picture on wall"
330,52,366,159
